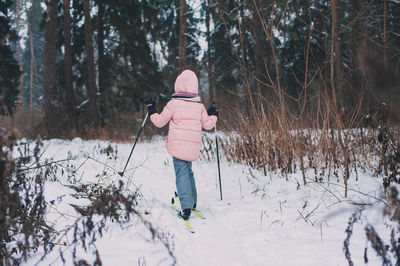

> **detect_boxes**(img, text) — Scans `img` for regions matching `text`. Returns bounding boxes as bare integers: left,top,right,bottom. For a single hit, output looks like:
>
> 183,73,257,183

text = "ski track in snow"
23,137,389,266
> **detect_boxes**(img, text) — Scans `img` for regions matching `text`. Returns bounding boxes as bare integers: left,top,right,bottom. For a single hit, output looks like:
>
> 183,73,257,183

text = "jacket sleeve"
201,104,217,130
150,102,173,128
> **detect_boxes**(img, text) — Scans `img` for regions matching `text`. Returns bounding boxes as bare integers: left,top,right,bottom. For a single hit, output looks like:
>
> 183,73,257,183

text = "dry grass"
217,98,400,198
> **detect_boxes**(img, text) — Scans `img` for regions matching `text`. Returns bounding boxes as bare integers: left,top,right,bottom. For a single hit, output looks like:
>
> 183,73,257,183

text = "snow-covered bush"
0,132,175,265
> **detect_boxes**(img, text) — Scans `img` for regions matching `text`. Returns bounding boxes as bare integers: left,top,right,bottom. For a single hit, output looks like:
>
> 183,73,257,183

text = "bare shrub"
0,130,175,265
219,108,377,185
0,133,54,265
65,181,176,265
365,103,400,190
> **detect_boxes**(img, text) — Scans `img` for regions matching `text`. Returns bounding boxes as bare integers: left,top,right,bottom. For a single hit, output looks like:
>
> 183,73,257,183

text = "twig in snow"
25,139,50,169
305,203,321,219
122,224,134,230
47,204,79,220
73,156,121,175
306,177,342,202
260,210,269,230
268,220,282,229
326,182,387,205
19,158,75,171
238,176,244,199
320,223,323,243
297,210,309,224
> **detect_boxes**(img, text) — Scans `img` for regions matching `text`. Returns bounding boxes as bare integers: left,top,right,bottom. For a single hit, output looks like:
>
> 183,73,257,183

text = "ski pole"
215,125,222,200
119,112,149,177
213,102,222,200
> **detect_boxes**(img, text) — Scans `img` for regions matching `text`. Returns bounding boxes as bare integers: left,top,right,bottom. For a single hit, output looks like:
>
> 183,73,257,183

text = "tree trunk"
330,0,340,123
15,0,24,98
27,5,39,111
63,0,77,128
28,17,35,110
43,0,58,126
383,0,388,70
205,0,214,103
179,0,187,72
331,0,344,123
97,1,107,127
331,0,350,197
84,0,99,126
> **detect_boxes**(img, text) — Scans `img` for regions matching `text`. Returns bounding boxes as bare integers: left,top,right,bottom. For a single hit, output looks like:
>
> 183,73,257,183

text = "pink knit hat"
173,70,199,97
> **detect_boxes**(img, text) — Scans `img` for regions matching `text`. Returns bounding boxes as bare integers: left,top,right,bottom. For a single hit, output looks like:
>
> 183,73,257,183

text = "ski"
171,196,180,212
173,191,205,219
171,197,195,233
183,220,195,233
192,209,205,219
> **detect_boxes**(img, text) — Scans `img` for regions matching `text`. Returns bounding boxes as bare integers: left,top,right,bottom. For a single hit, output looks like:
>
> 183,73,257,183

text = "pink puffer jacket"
150,70,217,161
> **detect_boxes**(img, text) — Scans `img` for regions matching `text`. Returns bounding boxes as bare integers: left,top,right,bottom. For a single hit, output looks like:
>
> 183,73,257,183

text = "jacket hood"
174,70,198,96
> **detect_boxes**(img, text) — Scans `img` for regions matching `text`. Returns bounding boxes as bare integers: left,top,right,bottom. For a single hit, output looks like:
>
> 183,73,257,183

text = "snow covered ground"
22,136,391,266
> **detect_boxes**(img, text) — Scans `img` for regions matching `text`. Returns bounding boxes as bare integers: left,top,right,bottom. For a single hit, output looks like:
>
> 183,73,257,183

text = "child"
145,70,218,220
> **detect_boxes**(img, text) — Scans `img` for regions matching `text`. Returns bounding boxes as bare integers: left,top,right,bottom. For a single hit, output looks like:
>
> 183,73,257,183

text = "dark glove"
207,104,219,117
144,98,158,116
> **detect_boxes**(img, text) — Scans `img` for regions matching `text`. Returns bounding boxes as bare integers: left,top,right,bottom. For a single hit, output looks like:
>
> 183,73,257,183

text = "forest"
0,0,398,136
1,0,400,265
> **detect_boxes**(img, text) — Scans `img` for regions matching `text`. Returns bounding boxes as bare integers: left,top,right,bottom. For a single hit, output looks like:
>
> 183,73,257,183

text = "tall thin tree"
63,0,76,128
97,1,107,126
205,0,214,103
179,0,187,72
15,0,24,95
43,0,58,125
27,15,36,110
84,0,99,125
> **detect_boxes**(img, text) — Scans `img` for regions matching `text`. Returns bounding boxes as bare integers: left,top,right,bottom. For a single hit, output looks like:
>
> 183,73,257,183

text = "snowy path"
25,137,386,265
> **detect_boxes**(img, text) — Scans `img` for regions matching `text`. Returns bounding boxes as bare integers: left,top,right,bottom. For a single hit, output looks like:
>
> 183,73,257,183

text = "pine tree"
159,0,200,93
97,0,163,111
206,0,239,100
0,0,20,115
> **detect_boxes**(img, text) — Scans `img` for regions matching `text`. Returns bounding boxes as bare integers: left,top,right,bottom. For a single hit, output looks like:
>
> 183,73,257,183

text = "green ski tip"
184,220,195,233
192,209,205,219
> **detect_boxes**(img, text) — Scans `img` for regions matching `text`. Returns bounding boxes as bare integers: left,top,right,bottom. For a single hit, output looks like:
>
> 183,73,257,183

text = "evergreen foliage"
158,0,201,94
0,0,20,115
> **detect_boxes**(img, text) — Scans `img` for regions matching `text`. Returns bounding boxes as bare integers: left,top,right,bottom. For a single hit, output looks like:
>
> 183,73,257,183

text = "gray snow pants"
173,157,197,210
